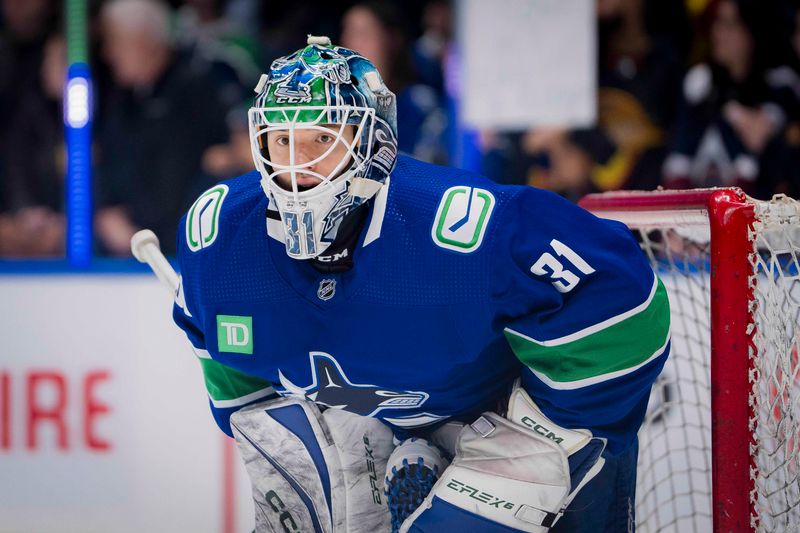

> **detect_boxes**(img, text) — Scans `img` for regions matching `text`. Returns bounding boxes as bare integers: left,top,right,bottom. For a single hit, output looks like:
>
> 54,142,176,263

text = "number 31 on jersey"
531,239,595,293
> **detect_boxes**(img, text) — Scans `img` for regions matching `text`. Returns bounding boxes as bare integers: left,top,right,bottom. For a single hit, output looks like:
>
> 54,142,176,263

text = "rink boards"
2,266,793,533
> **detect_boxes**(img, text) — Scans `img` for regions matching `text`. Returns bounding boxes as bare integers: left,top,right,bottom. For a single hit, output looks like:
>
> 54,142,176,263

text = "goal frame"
579,188,756,533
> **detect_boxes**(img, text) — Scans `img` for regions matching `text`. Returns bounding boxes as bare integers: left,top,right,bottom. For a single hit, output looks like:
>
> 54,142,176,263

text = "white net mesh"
750,197,800,532
585,192,800,532
634,227,714,533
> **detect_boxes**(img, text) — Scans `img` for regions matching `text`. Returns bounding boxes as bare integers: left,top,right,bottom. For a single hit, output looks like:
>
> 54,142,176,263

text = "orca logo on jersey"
276,352,429,417
432,186,495,253
186,184,229,252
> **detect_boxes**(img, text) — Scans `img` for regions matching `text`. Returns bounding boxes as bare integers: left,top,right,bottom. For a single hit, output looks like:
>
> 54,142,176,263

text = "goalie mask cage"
579,188,800,533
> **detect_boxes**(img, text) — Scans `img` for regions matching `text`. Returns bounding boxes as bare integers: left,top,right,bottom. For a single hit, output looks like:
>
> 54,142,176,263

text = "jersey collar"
265,177,391,249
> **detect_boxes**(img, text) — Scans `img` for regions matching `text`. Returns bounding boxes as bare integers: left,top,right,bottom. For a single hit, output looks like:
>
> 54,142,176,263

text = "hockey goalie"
171,36,671,533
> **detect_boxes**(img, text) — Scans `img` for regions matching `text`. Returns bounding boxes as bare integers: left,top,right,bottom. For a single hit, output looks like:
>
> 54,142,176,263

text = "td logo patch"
431,186,495,253
217,314,253,354
186,184,229,252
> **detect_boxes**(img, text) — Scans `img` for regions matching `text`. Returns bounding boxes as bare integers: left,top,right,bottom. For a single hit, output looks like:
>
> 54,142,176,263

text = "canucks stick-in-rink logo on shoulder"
432,186,495,253
186,184,229,252
276,353,441,426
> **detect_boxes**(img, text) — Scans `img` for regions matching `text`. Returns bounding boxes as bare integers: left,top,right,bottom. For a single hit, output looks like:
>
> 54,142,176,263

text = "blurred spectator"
201,106,254,181
0,1,65,257
412,0,450,95
0,0,56,127
95,0,229,256
174,0,261,109
482,0,685,199
662,0,792,196
520,128,603,202
258,1,347,64
761,2,800,198
586,0,685,191
341,1,447,163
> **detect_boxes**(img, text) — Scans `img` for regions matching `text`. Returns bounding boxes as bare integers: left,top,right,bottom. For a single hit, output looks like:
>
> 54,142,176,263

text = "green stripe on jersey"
198,357,272,403
505,276,670,386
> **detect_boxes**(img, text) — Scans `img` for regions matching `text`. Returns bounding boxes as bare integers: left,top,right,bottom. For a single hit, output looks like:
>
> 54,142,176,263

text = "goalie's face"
248,104,377,259
265,124,356,192
248,38,398,260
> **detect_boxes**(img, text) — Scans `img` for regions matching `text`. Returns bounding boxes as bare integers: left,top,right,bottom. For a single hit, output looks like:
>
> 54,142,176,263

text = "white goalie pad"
400,385,605,532
230,397,394,533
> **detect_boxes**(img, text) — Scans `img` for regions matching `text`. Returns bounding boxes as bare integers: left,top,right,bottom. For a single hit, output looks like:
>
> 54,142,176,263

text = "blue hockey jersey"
173,155,670,455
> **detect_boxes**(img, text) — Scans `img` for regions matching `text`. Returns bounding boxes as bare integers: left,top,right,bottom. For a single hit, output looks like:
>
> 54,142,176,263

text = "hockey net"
579,188,800,533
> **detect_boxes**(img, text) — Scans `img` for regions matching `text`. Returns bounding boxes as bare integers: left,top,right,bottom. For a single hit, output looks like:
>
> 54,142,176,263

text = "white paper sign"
459,0,596,129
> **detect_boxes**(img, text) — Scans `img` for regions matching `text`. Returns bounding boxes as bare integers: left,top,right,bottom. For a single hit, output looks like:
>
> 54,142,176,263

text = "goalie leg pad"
231,398,339,533
321,406,395,531
550,439,638,533
230,397,393,533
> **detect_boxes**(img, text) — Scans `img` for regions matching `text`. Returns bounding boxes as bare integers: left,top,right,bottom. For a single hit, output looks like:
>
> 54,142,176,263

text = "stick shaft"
140,243,179,293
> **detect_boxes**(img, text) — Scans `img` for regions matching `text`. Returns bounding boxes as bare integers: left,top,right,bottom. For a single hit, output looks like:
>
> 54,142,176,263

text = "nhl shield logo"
317,279,336,301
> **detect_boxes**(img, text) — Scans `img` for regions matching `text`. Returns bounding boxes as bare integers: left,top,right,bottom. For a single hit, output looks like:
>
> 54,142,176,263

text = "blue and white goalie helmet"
249,35,398,259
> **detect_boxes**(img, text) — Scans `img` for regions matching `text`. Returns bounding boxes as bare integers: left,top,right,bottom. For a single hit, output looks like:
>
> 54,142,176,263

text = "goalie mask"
249,35,398,259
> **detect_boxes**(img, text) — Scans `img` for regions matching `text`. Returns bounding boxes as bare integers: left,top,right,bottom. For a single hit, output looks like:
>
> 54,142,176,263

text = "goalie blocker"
399,384,623,533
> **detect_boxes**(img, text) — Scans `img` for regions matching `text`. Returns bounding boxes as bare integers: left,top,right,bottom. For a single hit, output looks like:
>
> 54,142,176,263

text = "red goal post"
579,188,800,533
